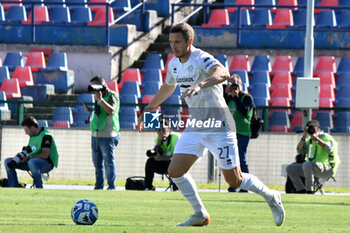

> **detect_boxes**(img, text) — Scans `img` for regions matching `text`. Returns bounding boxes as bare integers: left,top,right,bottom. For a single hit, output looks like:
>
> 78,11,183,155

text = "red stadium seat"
106,80,119,96
87,7,114,26
12,66,34,87
271,56,293,75
314,56,336,73
271,72,293,89
319,0,339,6
320,85,335,101
314,72,336,89
270,83,292,100
141,94,155,104
229,55,251,72
202,9,229,28
22,6,49,25
89,0,108,11
270,125,288,132
289,111,303,132
0,79,21,98
120,68,141,85
53,121,71,128
266,9,294,29
24,51,46,72
2,0,22,10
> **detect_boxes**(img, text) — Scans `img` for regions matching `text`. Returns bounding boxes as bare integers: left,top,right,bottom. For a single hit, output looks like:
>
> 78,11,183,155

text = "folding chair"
162,173,177,192
313,176,336,195
26,170,50,189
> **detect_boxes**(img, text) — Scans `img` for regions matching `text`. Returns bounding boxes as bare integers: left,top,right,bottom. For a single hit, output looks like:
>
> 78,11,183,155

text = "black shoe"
239,189,248,193
228,187,238,192
295,189,307,193
145,186,156,191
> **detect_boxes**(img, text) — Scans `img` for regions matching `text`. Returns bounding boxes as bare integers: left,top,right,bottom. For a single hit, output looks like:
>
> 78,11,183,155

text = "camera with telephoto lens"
230,83,239,90
146,145,163,157
7,146,33,169
88,84,106,92
307,126,315,135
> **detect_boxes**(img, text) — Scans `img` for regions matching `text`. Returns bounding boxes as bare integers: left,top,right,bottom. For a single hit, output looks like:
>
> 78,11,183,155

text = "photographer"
144,120,180,191
224,74,254,193
85,76,120,190
4,116,59,188
286,119,340,193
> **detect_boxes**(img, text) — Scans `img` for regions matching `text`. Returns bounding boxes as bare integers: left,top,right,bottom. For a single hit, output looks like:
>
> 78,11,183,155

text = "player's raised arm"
138,83,177,132
180,64,230,99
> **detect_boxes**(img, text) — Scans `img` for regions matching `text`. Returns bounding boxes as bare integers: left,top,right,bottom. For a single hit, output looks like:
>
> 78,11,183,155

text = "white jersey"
166,46,235,132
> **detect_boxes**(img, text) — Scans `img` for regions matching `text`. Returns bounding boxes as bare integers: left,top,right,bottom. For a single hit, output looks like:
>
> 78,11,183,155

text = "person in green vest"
85,76,120,190
4,116,59,188
286,119,340,193
144,119,180,191
224,73,254,193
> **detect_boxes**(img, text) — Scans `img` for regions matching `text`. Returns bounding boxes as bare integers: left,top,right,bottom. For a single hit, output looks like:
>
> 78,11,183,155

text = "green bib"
90,91,120,132
155,133,180,157
28,128,59,168
227,94,253,136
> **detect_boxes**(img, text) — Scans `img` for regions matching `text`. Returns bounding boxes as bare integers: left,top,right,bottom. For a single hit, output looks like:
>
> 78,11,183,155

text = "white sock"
239,173,274,202
172,173,208,216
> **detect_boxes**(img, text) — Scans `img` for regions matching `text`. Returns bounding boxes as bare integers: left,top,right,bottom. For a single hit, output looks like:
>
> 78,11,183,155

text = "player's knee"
167,167,183,178
226,176,242,188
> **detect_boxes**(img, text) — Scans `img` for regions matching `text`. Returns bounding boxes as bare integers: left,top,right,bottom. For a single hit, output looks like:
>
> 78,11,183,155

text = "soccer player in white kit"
138,23,285,227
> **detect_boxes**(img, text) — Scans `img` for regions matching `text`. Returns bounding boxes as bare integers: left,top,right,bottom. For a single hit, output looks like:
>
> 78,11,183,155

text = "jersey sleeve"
165,62,177,85
198,52,221,74
41,135,53,148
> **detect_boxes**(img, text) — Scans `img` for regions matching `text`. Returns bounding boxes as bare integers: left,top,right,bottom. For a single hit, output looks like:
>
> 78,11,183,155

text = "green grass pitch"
0,188,349,233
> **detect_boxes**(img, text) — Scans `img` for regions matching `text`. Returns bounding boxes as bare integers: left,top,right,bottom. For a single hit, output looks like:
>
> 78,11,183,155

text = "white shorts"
173,131,239,170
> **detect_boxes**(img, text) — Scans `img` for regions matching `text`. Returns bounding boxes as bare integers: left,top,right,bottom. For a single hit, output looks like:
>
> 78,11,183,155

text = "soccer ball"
71,199,98,225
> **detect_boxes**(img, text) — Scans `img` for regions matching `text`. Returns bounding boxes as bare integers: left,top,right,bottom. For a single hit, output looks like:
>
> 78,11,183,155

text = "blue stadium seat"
3,52,24,71
72,105,90,127
37,120,49,127
250,83,270,100
293,9,307,27
228,9,251,26
316,111,333,133
163,95,182,115
315,10,337,28
52,106,73,124
335,73,350,91
0,91,9,110
251,9,272,27
335,85,350,101
231,70,249,91
293,56,304,76
255,0,276,8
250,71,271,88
20,84,55,102
140,53,164,73
48,6,71,24
251,55,271,73
44,0,66,8
77,93,94,103
46,52,68,71
269,111,290,129
336,56,350,74
0,66,10,85
0,5,5,22
171,85,181,97
119,106,138,127
119,121,136,129
36,70,74,93
336,10,350,28
119,81,141,98
141,69,162,88
339,0,350,6
332,111,350,133
253,97,268,106
65,0,87,8
214,54,228,69
70,6,92,24
6,6,27,23
336,98,350,108
110,0,131,11
141,82,161,98
120,94,139,111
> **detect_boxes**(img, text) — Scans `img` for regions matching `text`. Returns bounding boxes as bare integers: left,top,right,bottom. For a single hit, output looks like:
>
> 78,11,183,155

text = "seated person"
286,119,340,193
4,116,59,188
144,119,180,191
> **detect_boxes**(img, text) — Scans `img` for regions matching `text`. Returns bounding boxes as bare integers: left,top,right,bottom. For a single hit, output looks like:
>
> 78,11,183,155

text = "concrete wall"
0,127,349,187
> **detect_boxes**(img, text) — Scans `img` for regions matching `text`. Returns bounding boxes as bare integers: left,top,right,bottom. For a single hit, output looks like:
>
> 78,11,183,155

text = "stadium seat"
77,93,94,103
335,85,350,101
316,111,333,132
253,97,268,107
105,80,119,95
120,68,141,86
6,5,27,23
336,10,350,28
270,125,288,132
293,9,308,27
271,56,293,75
119,106,138,125
44,0,66,8
70,6,92,24
65,0,87,8
335,73,350,91
25,51,46,72
266,8,294,29
164,54,175,71
228,9,251,26
36,70,74,94
270,84,292,101
277,0,298,7
226,0,254,12
251,55,271,73
271,71,292,89
53,120,71,128
314,72,336,89
231,70,249,91
52,106,73,124
319,85,335,101
48,6,71,24
202,9,230,27
0,91,9,110
214,54,229,69
335,98,350,108
332,111,350,133
1,0,23,11
293,56,304,76
87,7,114,26
0,67,10,85
229,55,251,72
46,52,68,71
3,52,24,71
315,10,337,28
110,0,131,11
119,81,140,98
289,111,303,132
141,69,163,88
0,78,21,98
339,0,350,6
319,97,334,109
89,0,108,11
140,53,165,73
141,82,161,99
251,9,273,26
20,84,54,102
314,56,336,73
72,105,90,127
250,71,271,88
336,56,350,74
37,119,49,127
319,0,339,7
120,94,139,112
12,66,34,87
141,94,154,104
250,83,270,100
269,110,290,129
22,6,49,25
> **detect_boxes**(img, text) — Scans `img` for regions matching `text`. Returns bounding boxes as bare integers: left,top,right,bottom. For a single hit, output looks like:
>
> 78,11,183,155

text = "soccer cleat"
268,191,285,226
177,213,210,227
